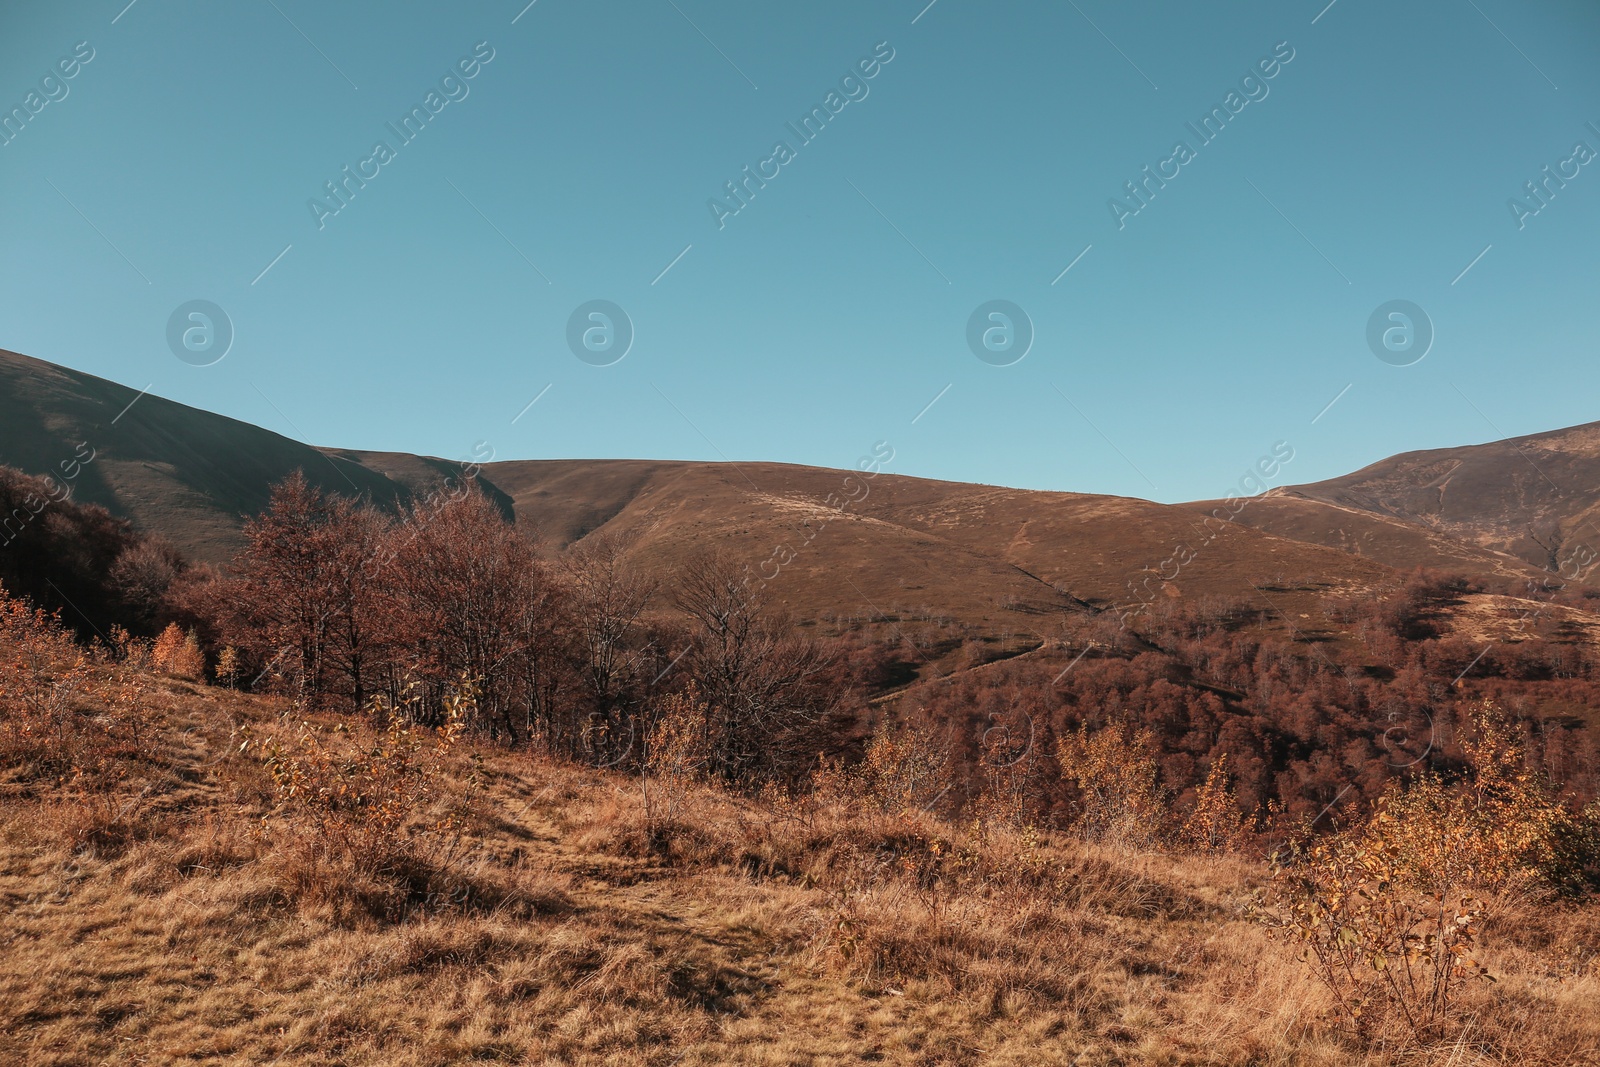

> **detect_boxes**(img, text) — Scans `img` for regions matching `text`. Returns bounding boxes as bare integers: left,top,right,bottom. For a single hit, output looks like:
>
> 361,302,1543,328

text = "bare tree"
387,483,569,741
562,532,657,764
674,551,838,785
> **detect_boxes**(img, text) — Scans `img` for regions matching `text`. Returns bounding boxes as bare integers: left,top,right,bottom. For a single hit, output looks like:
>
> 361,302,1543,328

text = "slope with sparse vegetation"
3,583,1600,1066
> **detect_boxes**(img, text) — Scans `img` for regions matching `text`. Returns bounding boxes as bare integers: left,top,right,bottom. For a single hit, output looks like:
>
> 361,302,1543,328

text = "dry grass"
2,673,1599,1065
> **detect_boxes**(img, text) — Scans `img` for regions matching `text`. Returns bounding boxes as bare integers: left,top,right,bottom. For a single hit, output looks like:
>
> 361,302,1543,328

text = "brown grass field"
4,664,1599,1067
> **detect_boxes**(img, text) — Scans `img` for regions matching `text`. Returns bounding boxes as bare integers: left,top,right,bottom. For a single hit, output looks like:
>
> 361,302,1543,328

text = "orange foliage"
152,622,205,680
0,583,153,796
1056,719,1166,847
249,679,473,865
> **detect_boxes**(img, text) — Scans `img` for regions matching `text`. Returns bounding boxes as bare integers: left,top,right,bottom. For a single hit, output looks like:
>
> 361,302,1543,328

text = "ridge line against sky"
0,0,1596,505
8,346,1588,510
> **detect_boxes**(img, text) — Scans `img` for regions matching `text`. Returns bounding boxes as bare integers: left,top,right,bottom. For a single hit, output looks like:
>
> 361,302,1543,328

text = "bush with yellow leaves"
819,716,951,817
248,678,473,867
1182,753,1251,854
1056,718,1167,848
1372,701,1597,902
1256,701,1598,1044
1259,830,1495,1041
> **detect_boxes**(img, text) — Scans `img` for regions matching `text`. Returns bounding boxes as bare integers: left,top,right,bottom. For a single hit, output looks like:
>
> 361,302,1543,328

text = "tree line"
11,457,1600,831
187,472,853,786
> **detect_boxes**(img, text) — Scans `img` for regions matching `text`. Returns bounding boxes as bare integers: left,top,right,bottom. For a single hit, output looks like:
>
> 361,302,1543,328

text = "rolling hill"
1238,424,1600,578
1,348,1592,657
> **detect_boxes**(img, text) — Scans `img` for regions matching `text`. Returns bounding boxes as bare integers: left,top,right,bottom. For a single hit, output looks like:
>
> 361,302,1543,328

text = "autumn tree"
225,472,341,702
386,484,568,741
321,498,391,709
151,623,185,674
107,536,187,633
215,645,242,689
674,552,839,785
175,629,206,681
561,533,658,765
222,472,390,706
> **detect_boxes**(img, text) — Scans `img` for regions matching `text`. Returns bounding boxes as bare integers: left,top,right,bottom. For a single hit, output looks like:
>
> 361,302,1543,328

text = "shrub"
972,710,1042,831
1056,719,1166,848
1182,753,1250,854
1366,702,1597,901
249,678,473,870
642,685,713,834
1259,831,1494,1040
108,624,153,670
0,585,88,720
0,583,102,781
1252,702,1600,1045
813,717,950,817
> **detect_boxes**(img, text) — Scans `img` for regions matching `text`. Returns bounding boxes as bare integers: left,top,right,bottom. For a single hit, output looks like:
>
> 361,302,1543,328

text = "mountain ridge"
0,349,1582,630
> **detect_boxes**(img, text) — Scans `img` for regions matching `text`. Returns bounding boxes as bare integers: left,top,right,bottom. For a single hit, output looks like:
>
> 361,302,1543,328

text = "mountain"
0,348,1590,657
1215,424,1600,582
0,350,418,563
474,456,1397,627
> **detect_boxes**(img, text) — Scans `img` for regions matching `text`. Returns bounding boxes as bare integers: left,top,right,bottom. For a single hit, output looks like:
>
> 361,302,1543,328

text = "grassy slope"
3,674,1598,1066
0,350,416,565
1193,493,1549,585
1269,422,1600,572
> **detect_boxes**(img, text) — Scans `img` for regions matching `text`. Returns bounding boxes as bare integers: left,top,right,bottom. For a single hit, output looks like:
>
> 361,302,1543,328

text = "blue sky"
2,0,1597,503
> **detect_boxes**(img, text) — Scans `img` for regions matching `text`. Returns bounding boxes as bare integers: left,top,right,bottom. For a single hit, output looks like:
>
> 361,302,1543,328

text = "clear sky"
2,0,1597,503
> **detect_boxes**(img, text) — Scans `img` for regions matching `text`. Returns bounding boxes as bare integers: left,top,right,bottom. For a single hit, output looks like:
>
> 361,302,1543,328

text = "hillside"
0,350,458,564
4,651,1597,1066
466,457,1403,651
0,350,1398,638
1190,493,1547,584
4,348,1597,676
1224,424,1600,579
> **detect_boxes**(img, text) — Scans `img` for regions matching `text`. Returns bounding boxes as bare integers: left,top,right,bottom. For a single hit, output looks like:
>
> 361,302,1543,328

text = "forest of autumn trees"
180,472,1600,838
10,457,1600,840
909,573,1600,834
200,472,851,786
